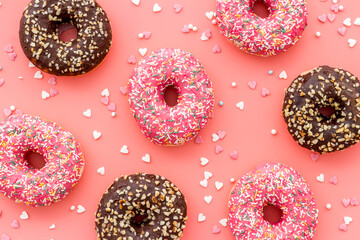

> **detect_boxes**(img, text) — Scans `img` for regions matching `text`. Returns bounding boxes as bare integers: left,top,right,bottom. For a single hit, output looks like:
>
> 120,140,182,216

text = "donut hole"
57,22,78,42
252,0,271,18
131,212,149,226
163,85,179,107
25,151,46,170
318,106,336,118
263,204,283,224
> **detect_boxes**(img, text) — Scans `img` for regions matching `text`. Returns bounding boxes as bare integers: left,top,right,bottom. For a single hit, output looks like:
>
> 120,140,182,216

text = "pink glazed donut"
0,114,84,207
128,48,214,146
229,163,318,239
216,0,308,56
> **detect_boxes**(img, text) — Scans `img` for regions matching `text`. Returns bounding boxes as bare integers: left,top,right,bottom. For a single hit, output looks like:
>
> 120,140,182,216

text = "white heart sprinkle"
279,70,288,79
219,218,228,227
236,101,244,110
316,174,325,183
200,34,209,41
139,48,148,56
97,167,105,176
41,90,50,100
101,88,110,97
198,213,206,222
348,39,357,48
49,224,56,230
204,196,212,204
28,62,35,68
344,216,352,225
204,171,213,180
200,157,209,166
354,18,360,26
83,109,91,118
34,71,43,79
20,211,29,220
200,179,208,188
142,154,150,163
77,205,86,214
153,3,161,12
120,145,129,154
93,130,102,140
212,133,220,142
205,11,214,20
215,181,224,190
343,18,352,27
131,0,140,6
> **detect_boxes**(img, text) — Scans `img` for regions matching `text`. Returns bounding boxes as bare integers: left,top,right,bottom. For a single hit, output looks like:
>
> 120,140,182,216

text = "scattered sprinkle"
329,176,338,185
77,205,86,214
212,225,221,234
198,213,206,222
97,167,105,176
83,109,91,118
316,173,325,183
49,224,56,230
231,82,237,87
174,3,183,13
131,0,140,6
271,129,277,135
215,181,224,190
248,81,256,90
20,211,29,220
326,203,332,210
204,195,212,204
342,198,350,207
315,32,321,37
236,101,244,110
34,71,43,79
200,179,208,188
268,70,273,75
200,157,209,166
93,130,102,140
279,70,288,79
10,220,20,229
153,3,161,12
229,151,238,160
141,154,150,163
218,101,224,106
343,18,352,27
219,218,228,227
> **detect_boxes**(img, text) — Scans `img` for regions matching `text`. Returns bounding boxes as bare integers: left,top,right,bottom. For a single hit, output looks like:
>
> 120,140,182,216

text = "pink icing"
228,163,318,239
128,48,214,146
216,0,308,57
0,114,84,207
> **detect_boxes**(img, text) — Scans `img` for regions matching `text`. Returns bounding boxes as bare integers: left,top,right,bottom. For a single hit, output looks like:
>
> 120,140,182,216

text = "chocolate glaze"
95,173,187,240
283,65,360,153
19,0,112,76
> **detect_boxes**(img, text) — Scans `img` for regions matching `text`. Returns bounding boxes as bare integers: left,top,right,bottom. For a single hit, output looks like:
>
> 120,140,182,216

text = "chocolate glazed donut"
19,0,112,76
282,65,360,154
95,173,187,240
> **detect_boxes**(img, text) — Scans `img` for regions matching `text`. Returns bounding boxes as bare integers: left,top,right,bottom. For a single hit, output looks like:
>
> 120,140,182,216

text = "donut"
95,173,187,240
0,114,84,207
19,0,112,76
128,48,214,146
216,0,308,57
228,163,318,239
282,65,360,154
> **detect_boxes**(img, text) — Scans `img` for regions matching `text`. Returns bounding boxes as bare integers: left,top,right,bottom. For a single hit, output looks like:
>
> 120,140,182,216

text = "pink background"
0,0,360,239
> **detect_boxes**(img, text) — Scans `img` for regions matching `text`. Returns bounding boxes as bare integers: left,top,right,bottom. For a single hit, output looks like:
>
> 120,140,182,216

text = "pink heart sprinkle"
3,108,12,117
181,25,190,33
143,32,152,39
342,198,350,207
2,234,10,240
351,197,359,206
318,14,327,23
101,96,109,105
212,44,221,53
331,4,339,13
119,86,128,95
50,88,58,97
338,27,346,36
10,220,19,229
15,109,23,115
4,44,13,53
215,145,224,154
327,13,336,22
339,223,347,232
212,225,221,234
203,29,212,38
174,3,183,13
248,81,257,90
0,78,4,87
195,135,203,144
310,152,320,161
218,131,226,139
229,151,238,160
329,176,338,185
48,77,56,85
127,55,136,64
8,52,17,61
107,103,116,111
261,88,270,97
